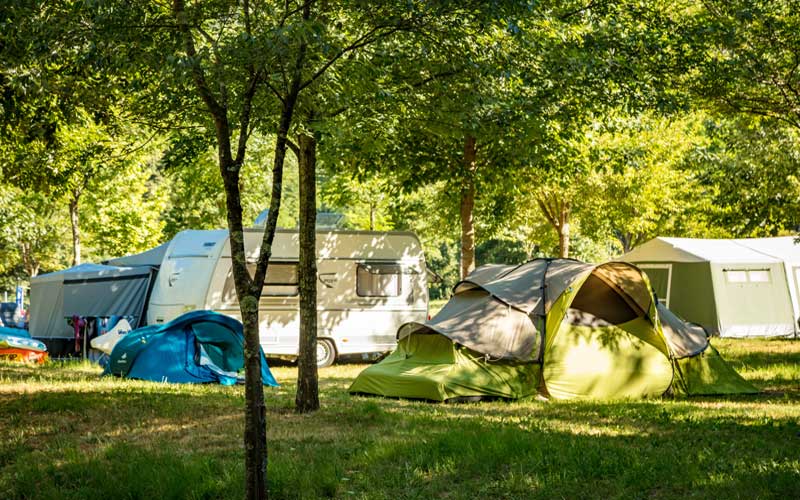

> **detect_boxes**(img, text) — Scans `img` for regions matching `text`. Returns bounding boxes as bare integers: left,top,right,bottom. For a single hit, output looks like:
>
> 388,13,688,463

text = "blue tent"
105,310,278,386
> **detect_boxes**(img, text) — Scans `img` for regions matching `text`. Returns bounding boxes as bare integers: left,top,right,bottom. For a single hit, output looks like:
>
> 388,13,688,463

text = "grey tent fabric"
29,275,69,338
456,260,549,314
460,264,515,287
403,259,656,363
398,289,540,361
657,303,709,358
30,264,157,338
103,242,168,267
455,260,594,316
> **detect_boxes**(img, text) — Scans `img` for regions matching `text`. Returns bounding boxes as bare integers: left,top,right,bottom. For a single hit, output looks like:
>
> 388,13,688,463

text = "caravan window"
222,263,299,302
261,263,299,297
357,263,402,297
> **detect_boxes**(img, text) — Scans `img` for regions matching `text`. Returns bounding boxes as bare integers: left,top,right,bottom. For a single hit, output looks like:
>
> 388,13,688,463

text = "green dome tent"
349,259,757,401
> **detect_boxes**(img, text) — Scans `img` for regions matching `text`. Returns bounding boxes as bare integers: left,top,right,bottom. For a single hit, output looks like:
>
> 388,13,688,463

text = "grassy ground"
1,339,798,499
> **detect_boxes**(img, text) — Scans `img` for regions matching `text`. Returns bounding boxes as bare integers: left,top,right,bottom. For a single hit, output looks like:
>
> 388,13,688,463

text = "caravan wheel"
316,339,336,368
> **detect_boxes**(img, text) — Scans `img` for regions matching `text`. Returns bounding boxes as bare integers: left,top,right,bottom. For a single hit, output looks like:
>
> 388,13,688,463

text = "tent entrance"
638,264,672,307
542,265,672,399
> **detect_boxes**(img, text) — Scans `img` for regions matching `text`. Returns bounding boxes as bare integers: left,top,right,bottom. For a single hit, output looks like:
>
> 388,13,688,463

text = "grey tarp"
399,289,539,360
30,263,156,338
103,242,168,267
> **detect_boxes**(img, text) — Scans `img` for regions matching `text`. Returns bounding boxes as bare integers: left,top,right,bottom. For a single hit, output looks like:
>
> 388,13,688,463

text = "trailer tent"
623,237,800,337
349,259,756,401
29,263,157,340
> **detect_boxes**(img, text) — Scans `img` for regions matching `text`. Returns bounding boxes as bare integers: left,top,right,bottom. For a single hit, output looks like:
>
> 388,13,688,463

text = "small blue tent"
105,310,278,386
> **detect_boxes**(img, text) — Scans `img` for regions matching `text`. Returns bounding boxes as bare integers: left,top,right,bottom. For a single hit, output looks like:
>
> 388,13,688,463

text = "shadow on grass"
2,342,799,500
4,389,798,499
340,404,800,499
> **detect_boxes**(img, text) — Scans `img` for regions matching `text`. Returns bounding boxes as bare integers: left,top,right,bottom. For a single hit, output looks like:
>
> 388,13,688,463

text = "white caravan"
146,229,428,366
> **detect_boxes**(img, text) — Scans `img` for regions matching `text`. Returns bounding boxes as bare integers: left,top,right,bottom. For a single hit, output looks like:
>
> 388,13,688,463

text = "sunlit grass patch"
1,339,798,499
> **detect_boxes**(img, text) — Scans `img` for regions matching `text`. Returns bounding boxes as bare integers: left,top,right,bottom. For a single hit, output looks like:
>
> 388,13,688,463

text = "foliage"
692,1,800,129
161,134,300,238
0,187,70,277
81,155,168,262
580,112,717,252
0,339,798,499
688,116,800,237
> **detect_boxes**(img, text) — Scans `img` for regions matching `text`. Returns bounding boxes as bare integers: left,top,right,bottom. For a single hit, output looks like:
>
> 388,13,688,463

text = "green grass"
1,339,799,499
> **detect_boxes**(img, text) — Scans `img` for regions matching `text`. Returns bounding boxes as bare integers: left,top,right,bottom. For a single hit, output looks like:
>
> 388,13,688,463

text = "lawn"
1,339,798,499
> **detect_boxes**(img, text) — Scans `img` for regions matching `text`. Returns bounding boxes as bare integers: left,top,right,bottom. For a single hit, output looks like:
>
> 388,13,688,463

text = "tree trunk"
369,201,375,231
557,202,570,258
558,222,570,258
460,135,477,279
20,242,39,278
616,231,634,254
296,132,320,413
69,193,81,266
536,193,571,259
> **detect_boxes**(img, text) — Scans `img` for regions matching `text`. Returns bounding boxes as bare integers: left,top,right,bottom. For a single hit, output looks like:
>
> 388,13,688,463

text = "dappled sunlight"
1,339,798,498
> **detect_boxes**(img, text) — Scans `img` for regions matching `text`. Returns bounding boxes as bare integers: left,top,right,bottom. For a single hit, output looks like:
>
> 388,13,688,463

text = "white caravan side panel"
204,229,428,358
147,230,228,324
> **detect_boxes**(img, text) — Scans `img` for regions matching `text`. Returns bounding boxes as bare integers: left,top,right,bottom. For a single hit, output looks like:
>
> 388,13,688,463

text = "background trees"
2,0,800,496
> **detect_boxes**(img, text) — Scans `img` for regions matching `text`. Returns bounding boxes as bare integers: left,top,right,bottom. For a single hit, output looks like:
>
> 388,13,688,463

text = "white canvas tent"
29,263,157,339
623,237,800,338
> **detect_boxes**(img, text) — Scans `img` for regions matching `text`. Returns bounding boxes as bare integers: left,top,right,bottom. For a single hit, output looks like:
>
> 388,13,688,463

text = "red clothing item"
72,315,86,352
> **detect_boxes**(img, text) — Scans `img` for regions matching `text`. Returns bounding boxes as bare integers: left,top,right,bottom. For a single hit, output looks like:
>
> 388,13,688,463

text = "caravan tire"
316,339,336,368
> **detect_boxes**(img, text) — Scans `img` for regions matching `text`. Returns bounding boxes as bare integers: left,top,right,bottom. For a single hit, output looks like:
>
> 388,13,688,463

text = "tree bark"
369,200,375,231
558,221,570,258
614,231,633,254
172,0,291,497
69,192,81,266
536,193,571,259
460,135,477,279
20,242,39,278
295,132,320,413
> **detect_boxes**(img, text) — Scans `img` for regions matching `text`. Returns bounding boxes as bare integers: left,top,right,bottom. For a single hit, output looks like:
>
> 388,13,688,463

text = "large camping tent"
29,263,157,341
349,259,756,401
106,310,278,386
622,237,800,338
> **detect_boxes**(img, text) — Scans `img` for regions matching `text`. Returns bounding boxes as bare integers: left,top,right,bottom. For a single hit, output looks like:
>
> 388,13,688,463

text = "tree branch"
298,23,407,92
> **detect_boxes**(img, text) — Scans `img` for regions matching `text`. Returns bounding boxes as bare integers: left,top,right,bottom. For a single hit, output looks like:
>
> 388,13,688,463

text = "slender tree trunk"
536,193,571,258
172,0,287,496
460,135,477,279
20,243,39,278
369,201,375,231
69,192,81,266
558,222,570,258
296,132,320,413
